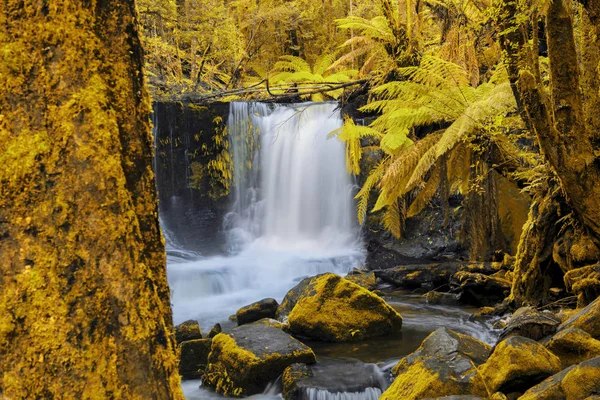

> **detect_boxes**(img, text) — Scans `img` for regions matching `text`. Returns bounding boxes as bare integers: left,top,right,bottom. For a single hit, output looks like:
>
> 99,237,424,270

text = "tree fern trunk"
0,1,183,398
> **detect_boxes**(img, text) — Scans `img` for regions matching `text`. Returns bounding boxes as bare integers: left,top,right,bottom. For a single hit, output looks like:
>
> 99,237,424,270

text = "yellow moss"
204,332,315,397
0,1,182,398
520,360,600,399
381,360,485,400
479,337,561,393
546,327,600,369
287,274,402,341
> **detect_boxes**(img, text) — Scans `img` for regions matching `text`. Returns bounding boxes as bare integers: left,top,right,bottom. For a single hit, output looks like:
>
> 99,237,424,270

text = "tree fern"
340,56,517,236
270,54,358,101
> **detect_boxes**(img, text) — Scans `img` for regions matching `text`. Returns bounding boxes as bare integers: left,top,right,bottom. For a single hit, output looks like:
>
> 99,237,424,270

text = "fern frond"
407,164,442,217
383,201,403,239
355,159,388,224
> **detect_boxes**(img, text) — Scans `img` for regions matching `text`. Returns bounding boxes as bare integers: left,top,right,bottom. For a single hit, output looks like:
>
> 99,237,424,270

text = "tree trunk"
499,0,600,248
0,1,183,398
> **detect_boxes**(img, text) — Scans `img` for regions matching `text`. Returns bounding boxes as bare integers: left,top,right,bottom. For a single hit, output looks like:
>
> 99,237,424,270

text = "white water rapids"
166,102,364,327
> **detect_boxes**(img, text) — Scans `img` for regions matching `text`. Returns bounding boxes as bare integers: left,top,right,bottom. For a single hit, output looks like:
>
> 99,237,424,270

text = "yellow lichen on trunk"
0,1,183,398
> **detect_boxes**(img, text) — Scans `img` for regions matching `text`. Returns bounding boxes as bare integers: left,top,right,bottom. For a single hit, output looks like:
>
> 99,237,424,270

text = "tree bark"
0,1,183,398
499,0,600,248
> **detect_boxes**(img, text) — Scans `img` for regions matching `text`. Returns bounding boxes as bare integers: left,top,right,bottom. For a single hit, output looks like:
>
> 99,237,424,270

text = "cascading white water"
227,102,358,251
167,102,364,327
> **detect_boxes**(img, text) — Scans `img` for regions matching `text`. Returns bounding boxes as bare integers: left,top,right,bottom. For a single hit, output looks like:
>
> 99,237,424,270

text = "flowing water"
156,102,500,400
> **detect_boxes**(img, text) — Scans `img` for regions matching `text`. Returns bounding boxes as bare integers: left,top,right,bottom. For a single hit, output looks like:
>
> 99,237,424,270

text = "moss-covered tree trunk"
498,0,600,305
0,1,183,398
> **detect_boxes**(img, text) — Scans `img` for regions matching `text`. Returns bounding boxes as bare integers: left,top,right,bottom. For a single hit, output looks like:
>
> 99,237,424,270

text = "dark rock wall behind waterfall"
153,101,231,255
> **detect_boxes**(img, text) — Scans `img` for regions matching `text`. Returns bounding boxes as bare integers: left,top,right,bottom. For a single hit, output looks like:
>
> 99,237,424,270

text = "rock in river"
545,327,600,369
558,295,600,339
381,328,491,400
203,323,316,396
498,306,560,342
479,336,561,394
179,338,211,380
519,356,600,400
285,273,403,342
175,319,203,343
236,298,279,326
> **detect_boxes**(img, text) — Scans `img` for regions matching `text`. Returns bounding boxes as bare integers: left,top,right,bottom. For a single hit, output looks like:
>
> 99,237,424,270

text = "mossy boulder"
382,328,490,400
203,323,316,396
498,306,560,342
519,356,600,399
175,320,203,344
286,273,403,342
282,358,387,400
479,336,561,394
452,271,511,306
179,338,211,379
278,274,323,320
545,327,600,369
236,298,279,326
558,295,600,338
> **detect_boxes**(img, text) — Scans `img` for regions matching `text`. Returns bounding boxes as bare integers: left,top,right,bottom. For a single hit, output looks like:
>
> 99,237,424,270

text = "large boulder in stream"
203,323,316,396
519,356,600,400
283,273,403,342
282,358,387,400
236,298,279,326
381,328,491,400
479,336,561,394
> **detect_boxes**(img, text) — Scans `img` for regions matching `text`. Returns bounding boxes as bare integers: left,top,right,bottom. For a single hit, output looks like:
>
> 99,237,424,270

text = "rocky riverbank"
175,269,600,399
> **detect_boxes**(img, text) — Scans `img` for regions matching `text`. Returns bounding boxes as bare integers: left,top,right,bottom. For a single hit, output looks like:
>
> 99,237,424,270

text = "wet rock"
345,270,377,290
175,320,203,343
203,324,316,396
236,298,279,326
558,295,600,339
479,336,561,394
287,273,403,342
278,274,324,320
179,338,211,379
207,323,222,339
282,358,387,400
451,271,510,306
375,262,500,291
498,306,560,342
392,328,491,375
545,327,600,369
382,328,490,400
518,356,600,399
425,291,461,306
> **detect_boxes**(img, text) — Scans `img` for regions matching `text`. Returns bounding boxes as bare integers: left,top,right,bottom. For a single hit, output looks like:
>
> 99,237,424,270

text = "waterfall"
166,102,364,327
226,102,358,252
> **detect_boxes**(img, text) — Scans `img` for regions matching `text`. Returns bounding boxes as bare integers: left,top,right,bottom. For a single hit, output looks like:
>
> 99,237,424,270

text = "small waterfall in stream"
166,102,364,327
